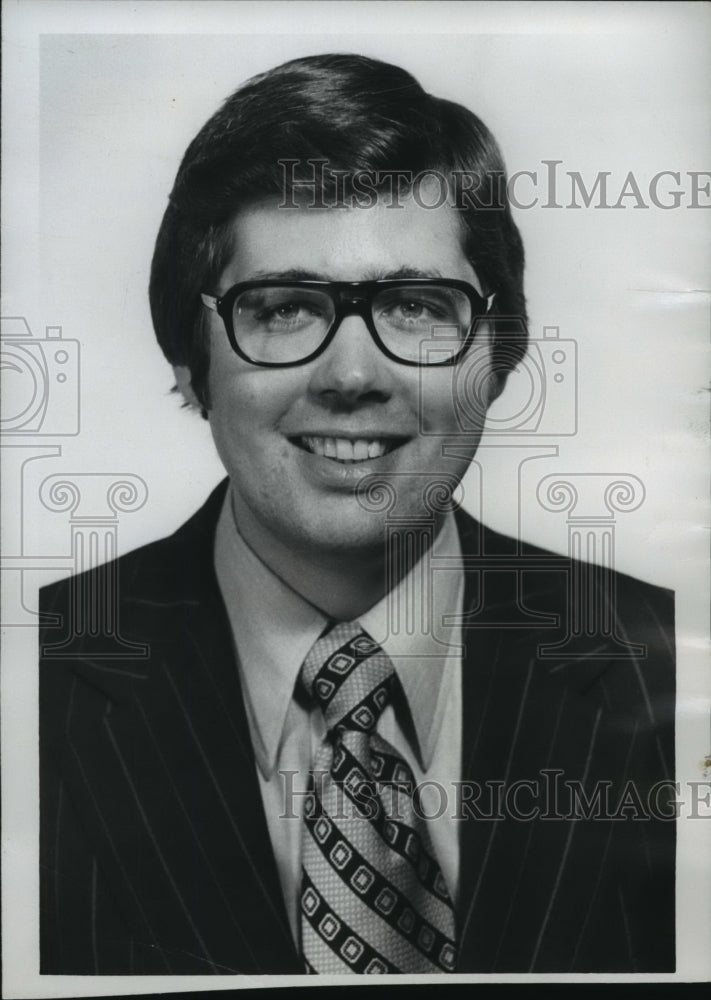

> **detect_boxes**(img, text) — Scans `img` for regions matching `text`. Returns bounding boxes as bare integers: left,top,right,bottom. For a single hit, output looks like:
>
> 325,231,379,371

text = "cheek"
206,362,304,452
207,354,266,424
417,345,495,434
416,368,459,431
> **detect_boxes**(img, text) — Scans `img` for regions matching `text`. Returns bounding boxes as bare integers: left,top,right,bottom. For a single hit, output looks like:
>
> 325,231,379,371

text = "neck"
258,545,388,620
230,497,429,621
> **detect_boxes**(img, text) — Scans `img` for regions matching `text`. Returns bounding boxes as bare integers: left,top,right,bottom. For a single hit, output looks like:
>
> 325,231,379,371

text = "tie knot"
300,621,395,735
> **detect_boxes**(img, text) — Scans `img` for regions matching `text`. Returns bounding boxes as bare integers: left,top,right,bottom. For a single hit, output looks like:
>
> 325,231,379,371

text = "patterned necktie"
299,621,457,974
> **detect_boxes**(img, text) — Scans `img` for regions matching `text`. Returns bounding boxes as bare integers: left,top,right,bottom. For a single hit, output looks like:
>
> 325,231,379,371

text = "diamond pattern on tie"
299,621,457,974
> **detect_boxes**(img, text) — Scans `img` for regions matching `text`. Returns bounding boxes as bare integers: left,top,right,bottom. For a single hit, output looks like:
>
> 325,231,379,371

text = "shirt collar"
214,486,463,778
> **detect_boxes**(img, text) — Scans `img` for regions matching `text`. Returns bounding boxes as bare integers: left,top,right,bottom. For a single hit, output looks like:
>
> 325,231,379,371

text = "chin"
287,510,391,558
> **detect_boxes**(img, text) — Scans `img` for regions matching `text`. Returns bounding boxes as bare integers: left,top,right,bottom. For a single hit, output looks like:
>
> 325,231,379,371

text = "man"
39,54,675,975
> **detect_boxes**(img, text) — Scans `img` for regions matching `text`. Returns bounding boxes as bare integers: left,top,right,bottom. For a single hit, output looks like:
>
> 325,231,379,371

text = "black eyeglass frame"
200,278,496,368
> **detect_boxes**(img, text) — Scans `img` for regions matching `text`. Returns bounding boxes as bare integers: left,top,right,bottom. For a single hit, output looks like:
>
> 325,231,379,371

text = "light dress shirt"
214,486,464,945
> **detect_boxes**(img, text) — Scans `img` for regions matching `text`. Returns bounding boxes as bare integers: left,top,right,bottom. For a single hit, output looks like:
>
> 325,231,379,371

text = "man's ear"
173,365,203,411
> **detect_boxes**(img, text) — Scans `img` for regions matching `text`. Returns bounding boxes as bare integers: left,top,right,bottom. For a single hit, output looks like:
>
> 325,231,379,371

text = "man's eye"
256,300,323,325
379,296,447,323
396,300,427,319
268,303,302,320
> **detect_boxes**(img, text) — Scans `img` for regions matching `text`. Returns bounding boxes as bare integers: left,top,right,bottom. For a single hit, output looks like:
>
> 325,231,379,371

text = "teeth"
335,439,351,461
300,436,393,462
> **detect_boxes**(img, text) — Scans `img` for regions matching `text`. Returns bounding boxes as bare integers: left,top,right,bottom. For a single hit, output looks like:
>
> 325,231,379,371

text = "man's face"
184,193,497,564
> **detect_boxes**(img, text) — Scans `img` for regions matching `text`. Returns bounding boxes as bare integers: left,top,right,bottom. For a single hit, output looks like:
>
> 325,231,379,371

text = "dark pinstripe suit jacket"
39,480,675,974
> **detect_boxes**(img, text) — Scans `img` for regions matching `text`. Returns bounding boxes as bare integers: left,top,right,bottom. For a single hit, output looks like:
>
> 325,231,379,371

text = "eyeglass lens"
232,285,474,364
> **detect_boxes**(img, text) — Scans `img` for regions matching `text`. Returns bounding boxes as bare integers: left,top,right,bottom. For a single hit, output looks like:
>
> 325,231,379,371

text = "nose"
308,313,393,406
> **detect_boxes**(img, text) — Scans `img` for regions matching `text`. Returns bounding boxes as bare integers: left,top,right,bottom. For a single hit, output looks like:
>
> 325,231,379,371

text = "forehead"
219,192,476,286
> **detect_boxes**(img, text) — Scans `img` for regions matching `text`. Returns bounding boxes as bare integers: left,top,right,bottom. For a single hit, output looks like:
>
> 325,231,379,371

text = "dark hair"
149,53,527,408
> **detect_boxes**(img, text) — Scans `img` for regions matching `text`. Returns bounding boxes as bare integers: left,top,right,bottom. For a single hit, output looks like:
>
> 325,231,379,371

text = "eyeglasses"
200,279,495,367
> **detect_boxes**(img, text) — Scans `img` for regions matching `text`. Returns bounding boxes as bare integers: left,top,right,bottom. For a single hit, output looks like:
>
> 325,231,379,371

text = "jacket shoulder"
455,506,674,621
40,478,229,616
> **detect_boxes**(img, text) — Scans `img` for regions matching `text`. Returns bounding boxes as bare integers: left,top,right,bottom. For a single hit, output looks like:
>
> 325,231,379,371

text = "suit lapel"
453,511,627,971
61,481,300,973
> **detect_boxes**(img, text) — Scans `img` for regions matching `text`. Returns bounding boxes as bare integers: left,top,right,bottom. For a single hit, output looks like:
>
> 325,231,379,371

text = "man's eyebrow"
242,268,323,281
239,267,446,282
374,266,446,281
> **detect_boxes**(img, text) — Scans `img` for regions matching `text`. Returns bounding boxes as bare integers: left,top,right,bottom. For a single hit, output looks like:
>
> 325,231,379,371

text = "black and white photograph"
1,1,709,993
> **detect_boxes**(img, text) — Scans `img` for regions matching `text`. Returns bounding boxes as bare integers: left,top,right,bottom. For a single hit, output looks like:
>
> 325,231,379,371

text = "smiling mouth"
294,436,405,463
